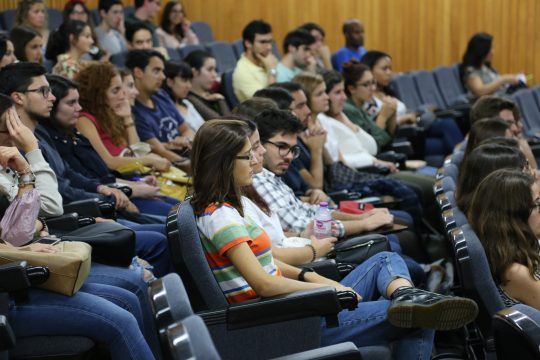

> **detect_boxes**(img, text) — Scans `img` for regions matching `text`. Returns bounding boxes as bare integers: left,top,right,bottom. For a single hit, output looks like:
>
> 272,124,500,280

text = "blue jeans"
132,197,178,217
8,284,155,360
117,220,172,277
320,252,434,360
426,119,464,155
387,234,425,286
88,262,162,359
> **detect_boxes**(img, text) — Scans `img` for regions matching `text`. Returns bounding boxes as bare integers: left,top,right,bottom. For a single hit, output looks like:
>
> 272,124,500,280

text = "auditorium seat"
190,21,214,43
90,8,100,26
493,304,540,360
47,8,63,31
178,44,205,59
221,69,239,108
166,47,181,60
0,9,15,31
513,89,540,133
110,51,127,69
205,41,237,74
232,38,244,59
432,66,470,107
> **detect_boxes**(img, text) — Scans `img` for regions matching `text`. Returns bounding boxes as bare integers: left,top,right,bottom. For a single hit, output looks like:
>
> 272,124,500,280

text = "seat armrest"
301,259,340,281
0,262,30,292
200,287,348,330
328,190,362,203
391,140,413,156
0,315,15,351
434,109,463,118
106,183,133,198
64,198,102,218
46,213,81,233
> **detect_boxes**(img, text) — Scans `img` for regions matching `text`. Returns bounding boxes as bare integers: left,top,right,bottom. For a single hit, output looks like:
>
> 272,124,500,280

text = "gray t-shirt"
95,27,128,56
464,65,508,97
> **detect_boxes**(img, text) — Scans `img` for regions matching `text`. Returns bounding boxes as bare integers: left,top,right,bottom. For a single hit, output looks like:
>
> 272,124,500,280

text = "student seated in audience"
469,168,540,310
460,117,512,167
331,19,366,72
276,29,316,82
126,22,154,50
44,72,177,217
10,26,43,64
466,95,537,168
298,22,332,71
361,51,463,156
156,0,199,49
126,49,194,164
0,36,16,69
45,20,94,79
0,62,172,277
15,0,49,43
62,0,105,61
184,49,230,120
191,119,478,359
125,0,161,48
96,0,128,56
459,33,520,98
456,140,525,215
233,20,278,102
0,93,162,359
163,60,205,131
73,63,171,173
341,60,397,148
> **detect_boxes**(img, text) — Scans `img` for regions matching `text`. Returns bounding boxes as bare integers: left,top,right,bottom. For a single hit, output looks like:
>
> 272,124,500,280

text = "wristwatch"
18,172,36,187
268,68,277,77
298,267,315,282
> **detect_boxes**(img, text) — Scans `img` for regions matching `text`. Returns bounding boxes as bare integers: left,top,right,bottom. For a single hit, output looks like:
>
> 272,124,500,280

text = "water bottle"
313,202,333,239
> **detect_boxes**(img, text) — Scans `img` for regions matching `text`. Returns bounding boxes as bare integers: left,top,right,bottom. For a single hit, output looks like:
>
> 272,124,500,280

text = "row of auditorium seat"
433,155,540,359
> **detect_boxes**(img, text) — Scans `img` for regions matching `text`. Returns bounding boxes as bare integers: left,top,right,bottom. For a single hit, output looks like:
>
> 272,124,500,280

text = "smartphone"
36,236,61,246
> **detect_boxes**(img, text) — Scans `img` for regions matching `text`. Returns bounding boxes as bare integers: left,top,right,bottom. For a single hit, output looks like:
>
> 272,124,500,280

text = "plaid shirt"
252,169,345,237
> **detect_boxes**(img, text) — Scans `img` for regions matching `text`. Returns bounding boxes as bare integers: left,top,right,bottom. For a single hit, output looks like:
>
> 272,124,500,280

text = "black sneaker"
387,287,478,330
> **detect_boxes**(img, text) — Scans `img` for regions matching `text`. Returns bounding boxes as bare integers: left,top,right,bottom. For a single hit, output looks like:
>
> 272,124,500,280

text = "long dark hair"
10,25,42,62
459,32,495,83
360,50,397,97
45,19,88,60
461,117,510,167
191,120,251,216
47,74,79,129
469,169,540,284
163,60,193,102
160,1,187,38
456,143,526,214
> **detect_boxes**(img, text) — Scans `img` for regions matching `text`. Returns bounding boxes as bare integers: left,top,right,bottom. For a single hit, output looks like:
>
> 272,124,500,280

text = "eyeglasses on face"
356,80,377,88
235,150,254,161
22,86,52,99
265,140,301,159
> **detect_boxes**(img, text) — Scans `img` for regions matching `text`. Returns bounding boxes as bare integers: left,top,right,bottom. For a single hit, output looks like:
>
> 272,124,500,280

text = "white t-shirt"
181,99,205,131
242,196,310,248
317,113,378,168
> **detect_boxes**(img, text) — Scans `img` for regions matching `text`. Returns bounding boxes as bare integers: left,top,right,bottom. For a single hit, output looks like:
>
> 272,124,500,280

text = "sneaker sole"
387,298,478,330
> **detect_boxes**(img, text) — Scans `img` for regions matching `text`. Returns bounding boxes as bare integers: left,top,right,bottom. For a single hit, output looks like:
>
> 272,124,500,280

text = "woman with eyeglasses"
156,1,199,49
469,168,540,310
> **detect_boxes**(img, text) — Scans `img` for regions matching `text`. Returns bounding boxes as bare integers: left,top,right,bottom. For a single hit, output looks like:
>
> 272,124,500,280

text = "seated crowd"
0,0,537,358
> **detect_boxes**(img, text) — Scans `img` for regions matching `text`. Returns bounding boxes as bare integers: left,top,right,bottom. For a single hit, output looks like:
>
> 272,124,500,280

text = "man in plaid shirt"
252,109,394,238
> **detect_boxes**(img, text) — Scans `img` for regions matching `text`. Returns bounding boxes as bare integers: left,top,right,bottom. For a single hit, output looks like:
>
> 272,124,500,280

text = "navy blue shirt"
331,46,367,72
282,139,310,196
132,89,186,142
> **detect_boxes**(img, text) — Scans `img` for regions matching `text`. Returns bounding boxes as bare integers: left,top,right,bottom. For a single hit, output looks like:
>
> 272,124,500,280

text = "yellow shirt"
232,54,269,102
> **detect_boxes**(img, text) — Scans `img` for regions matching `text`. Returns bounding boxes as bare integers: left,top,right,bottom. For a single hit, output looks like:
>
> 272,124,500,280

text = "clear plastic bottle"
313,202,333,239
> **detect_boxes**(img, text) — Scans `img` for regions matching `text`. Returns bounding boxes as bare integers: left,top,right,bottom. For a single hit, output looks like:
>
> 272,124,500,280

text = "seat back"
178,44,206,59
165,315,221,360
166,201,228,312
444,163,459,183
232,39,244,59
166,48,181,61
451,225,505,334
90,8,101,26
190,21,214,43
493,304,540,360
0,10,16,31
513,89,540,133
47,9,63,31
390,74,423,111
221,69,239,109
531,85,540,110
450,150,464,166
412,70,446,108
206,41,237,74
110,51,127,69
433,66,467,106
442,176,456,193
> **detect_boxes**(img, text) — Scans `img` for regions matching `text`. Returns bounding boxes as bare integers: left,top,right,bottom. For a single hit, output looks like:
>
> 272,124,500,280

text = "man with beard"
126,49,194,162
332,19,366,72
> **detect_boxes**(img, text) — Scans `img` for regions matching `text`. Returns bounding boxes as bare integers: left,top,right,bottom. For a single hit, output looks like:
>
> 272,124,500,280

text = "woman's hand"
379,96,397,120
0,146,31,173
501,74,520,85
362,212,394,232
29,243,58,253
373,159,399,173
130,183,160,198
113,99,132,118
310,236,337,257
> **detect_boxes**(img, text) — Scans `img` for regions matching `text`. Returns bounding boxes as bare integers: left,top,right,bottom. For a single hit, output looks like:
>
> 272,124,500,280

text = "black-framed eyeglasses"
22,86,52,99
265,140,301,159
235,150,254,161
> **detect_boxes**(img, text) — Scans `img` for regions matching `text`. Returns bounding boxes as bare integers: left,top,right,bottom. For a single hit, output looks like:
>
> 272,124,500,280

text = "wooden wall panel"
1,0,538,84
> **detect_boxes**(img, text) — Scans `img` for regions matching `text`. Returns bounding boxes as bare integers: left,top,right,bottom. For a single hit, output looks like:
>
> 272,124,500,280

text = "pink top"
80,111,126,157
